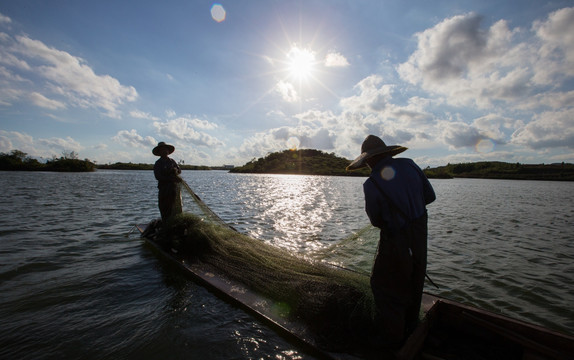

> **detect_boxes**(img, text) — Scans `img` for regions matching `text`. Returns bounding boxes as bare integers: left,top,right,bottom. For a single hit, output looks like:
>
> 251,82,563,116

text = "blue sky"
0,0,573,167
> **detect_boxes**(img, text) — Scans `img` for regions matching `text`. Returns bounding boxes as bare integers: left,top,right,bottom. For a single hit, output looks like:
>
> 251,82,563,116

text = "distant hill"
230,149,370,176
231,150,574,181
424,161,574,181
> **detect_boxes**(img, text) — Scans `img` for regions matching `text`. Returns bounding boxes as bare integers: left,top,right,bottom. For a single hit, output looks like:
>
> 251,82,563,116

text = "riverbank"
424,161,574,181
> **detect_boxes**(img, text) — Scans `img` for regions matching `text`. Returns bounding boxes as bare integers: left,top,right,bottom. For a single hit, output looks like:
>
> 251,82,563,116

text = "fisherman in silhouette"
153,142,182,222
347,135,436,348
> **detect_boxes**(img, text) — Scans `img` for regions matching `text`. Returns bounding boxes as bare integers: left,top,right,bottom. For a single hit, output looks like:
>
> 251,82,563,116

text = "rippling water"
1,170,573,359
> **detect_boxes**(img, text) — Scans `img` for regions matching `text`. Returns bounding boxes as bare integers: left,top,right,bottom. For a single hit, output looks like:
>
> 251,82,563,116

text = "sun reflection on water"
234,175,337,255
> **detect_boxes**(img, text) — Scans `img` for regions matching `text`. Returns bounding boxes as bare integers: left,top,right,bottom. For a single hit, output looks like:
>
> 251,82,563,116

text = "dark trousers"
370,213,427,345
158,183,182,222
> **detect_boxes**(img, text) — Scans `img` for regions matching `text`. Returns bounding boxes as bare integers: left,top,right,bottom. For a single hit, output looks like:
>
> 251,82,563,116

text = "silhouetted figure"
153,142,182,222
347,135,435,348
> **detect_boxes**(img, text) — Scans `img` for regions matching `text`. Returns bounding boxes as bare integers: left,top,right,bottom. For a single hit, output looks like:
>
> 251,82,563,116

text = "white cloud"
275,80,299,102
129,110,160,121
0,12,11,26
532,7,574,84
512,108,574,149
38,136,83,153
153,117,222,147
29,92,66,110
113,129,156,148
397,8,574,113
339,75,394,113
0,32,137,117
0,130,87,158
324,52,350,67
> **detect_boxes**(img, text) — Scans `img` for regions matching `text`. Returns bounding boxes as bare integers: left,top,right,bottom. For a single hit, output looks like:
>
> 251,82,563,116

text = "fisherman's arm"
363,181,386,229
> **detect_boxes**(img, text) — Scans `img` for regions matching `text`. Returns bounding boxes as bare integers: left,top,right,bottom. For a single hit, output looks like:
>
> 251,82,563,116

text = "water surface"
1,171,572,359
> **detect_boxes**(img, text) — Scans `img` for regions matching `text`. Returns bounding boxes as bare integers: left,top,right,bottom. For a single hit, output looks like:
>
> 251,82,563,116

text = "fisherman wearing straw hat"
153,142,182,222
347,135,435,348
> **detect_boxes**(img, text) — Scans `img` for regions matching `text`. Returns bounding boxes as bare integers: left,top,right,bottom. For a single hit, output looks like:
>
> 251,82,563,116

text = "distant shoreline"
94,161,574,181
3,149,572,181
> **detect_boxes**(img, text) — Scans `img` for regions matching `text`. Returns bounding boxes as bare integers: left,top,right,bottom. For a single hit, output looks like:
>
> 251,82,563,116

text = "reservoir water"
1,170,573,359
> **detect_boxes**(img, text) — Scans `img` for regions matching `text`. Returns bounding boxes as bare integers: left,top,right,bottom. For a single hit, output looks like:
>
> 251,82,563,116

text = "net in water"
151,182,378,351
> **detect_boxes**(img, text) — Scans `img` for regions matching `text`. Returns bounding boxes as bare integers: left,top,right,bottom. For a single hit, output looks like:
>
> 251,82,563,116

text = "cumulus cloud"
113,129,156,148
0,130,84,158
153,117,223,147
397,8,574,111
38,136,83,152
324,52,350,67
237,125,336,158
396,13,524,108
275,80,299,103
340,75,394,113
512,108,574,149
532,7,574,84
0,30,137,117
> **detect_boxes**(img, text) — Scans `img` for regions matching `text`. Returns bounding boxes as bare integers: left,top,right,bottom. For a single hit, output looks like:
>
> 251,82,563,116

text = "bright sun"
287,46,316,81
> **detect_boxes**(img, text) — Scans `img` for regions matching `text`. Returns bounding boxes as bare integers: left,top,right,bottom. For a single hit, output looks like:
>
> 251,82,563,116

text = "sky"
0,0,573,167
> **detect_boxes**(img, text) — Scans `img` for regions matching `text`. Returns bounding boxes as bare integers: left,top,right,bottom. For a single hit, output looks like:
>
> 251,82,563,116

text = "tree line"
0,150,95,172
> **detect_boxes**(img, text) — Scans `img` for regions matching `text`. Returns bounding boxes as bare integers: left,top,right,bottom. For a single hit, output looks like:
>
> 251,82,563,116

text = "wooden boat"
137,222,574,360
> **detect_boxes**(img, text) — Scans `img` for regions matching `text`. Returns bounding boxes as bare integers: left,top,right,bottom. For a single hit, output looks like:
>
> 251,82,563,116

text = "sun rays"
286,46,317,82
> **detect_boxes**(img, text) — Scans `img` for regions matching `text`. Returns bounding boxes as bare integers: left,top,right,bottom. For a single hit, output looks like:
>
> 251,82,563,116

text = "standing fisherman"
347,135,436,348
153,142,183,222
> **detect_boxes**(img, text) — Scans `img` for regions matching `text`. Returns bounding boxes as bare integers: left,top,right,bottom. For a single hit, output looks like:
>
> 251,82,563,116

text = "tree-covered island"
0,150,95,172
230,149,574,181
230,149,370,176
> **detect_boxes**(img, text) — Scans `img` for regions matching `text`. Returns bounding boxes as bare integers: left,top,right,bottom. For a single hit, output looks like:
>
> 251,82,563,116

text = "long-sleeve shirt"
363,157,435,231
154,156,181,187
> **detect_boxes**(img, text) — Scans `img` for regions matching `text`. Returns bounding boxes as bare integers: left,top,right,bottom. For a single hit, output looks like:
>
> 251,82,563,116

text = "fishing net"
154,180,378,351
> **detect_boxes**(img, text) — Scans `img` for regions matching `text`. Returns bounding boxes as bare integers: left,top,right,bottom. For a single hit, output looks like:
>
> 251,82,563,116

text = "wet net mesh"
154,181,378,351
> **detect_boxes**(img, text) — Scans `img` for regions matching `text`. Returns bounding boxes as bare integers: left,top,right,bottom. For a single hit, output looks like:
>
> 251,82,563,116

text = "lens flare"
211,4,226,22
476,139,494,153
286,136,300,150
381,166,396,181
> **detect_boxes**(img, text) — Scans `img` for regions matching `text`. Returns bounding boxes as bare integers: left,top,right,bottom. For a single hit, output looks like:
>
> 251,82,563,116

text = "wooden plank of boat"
398,293,574,360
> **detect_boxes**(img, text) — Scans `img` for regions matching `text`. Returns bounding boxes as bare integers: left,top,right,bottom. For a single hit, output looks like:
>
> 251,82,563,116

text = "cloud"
275,80,299,102
0,31,137,117
324,52,350,67
129,110,160,121
29,92,66,110
339,75,394,113
237,125,336,158
113,129,156,148
38,136,83,152
397,8,574,112
0,130,85,158
532,7,574,84
0,12,11,26
512,108,574,149
152,117,223,147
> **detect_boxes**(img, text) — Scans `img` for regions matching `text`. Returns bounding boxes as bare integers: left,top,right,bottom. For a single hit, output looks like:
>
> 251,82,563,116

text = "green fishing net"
153,181,378,351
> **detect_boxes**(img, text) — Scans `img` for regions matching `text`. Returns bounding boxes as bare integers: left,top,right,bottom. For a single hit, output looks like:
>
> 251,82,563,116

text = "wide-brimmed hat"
346,135,407,170
152,142,175,156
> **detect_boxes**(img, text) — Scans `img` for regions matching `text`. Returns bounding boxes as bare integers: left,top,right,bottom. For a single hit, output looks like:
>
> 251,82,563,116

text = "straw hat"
346,135,407,170
152,142,175,156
